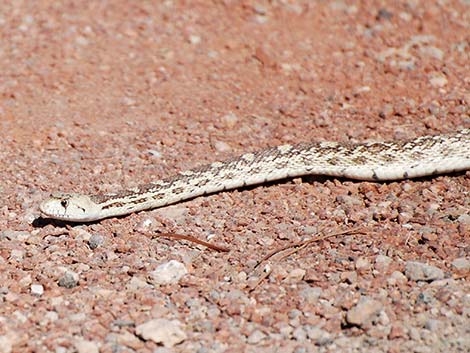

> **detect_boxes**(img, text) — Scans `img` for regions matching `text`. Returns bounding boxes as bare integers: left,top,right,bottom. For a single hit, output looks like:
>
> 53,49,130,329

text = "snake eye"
60,200,68,209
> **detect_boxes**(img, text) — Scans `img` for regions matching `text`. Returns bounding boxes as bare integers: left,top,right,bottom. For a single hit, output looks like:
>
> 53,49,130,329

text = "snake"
39,129,470,222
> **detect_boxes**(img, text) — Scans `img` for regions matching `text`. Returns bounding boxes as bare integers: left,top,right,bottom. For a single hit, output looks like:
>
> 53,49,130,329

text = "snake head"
39,193,102,222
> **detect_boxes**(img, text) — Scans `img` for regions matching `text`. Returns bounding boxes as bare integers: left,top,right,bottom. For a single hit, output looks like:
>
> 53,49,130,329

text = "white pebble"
388,271,408,285
147,149,162,158
9,250,24,261
213,140,231,152
405,261,444,282
31,284,44,296
0,335,13,353
136,319,186,347
346,297,383,327
220,112,239,128
188,34,201,44
355,257,371,270
150,260,188,285
247,329,267,344
429,73,448,87
74,339,99,353
375,255,392,270
287,268,306,281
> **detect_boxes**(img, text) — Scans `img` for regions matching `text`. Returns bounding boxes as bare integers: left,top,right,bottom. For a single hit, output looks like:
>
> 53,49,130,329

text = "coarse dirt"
0,1,469,352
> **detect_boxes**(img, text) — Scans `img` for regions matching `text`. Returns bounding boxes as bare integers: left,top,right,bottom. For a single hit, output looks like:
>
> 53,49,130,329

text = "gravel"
1,1,469,352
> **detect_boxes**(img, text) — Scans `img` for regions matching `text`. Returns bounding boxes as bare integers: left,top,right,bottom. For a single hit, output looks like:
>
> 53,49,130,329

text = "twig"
255,227,365,267
249,227,366,291
152,232,230,252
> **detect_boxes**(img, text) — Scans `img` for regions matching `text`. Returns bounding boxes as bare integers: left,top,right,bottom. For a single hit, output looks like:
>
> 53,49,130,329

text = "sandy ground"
0,1,469,352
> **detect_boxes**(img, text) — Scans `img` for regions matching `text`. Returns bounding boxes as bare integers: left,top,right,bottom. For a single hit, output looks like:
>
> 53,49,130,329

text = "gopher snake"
40,129,470,222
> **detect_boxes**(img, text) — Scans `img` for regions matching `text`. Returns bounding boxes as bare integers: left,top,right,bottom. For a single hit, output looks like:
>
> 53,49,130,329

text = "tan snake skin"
40,129,470,222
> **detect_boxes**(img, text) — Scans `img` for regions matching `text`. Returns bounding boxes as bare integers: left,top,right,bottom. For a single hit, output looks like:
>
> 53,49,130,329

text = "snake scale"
40,129,470,222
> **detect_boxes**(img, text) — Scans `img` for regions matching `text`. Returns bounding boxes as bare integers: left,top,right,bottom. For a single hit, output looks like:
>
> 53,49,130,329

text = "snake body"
40,129,470,222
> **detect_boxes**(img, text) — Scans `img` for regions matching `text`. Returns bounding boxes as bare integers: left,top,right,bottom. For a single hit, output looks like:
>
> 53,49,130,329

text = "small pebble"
288,309,302,320
340,271,358,284
43,311,58,324
19,274,32,288
300,225,318,235
9,250,24,261
127,276,150,290
405,261,444,282
150,260,188,285
399,11,412,21
146,149,162,158
378,310,390,325
74,339,99,353
429,73,448,87
419,46,444,60
0,335,13,353
457,214,470,224
355,257,371,271
375,255,392,271
220,112,238,128
388,323,406,339
134,217,156,232
377,8,393,20
0,230,30,241
379,104,395,118
388,271,408,285
292,326,307,341
136,319,186,347
420,229,437,242
122,96,136,106
188,34,201,45
346,297,383,327
31,284,44,296
58,271,79,288
213,140,231,152
278,323,293,338
246,330,266,344
155,206,188,225
115,330,144,350
305,326,331,345
73,228,93,241
336,194,363,207
425,319,443,332
416,291,434,305
287,268,306,282
299,286,322,304
451,257,470,271
88,234,104,249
